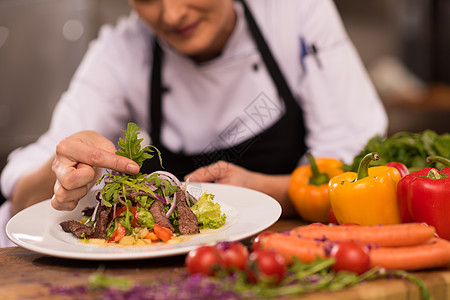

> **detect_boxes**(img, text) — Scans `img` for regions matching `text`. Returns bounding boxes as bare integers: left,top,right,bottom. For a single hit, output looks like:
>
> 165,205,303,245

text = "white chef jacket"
0,0,387,247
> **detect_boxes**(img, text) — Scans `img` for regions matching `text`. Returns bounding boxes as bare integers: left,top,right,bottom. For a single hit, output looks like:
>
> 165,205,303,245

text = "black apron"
142,0,307,178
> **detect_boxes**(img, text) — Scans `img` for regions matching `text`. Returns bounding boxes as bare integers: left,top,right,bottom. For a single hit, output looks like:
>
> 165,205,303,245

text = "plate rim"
6,182,281,260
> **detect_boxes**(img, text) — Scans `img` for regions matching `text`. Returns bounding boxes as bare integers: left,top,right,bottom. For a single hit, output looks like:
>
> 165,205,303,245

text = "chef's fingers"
185,160,233,182
52,157,97,190
56,134,139,175
51,180,88,211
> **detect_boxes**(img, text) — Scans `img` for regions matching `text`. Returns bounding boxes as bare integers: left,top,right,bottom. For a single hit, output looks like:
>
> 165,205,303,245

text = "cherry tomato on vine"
247,250,287,284
329,241,370,275
216,241,249,271
185,245,224,276
252,231,275,251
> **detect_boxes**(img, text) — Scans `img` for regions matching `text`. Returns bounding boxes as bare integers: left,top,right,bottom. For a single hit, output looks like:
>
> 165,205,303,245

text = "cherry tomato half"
108,223,126,242
329,241,370,275
185,245,224,276
247,250,286,284
252,231,275,251
216,241,249,271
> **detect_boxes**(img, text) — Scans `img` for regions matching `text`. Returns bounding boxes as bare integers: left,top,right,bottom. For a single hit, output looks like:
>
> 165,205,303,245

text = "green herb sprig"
96,123,163,209
116,122,163,170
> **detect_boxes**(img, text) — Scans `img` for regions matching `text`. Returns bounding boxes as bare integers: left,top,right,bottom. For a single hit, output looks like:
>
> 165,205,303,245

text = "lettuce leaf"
191,192,226,229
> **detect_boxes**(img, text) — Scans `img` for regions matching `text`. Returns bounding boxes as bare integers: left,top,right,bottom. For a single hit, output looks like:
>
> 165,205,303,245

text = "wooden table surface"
1,218,449,300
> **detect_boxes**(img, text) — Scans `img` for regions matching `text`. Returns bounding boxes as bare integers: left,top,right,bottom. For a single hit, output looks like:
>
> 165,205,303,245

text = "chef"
0,0,387,247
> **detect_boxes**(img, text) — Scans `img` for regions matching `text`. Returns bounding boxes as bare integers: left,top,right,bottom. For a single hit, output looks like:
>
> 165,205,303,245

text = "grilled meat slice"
150,200,175,232
94,205,112,239
60,220,94,238
176,189,200,235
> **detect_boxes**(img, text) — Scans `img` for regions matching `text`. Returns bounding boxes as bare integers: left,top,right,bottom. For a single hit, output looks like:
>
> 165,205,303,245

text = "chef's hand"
185,160,297,217
51,131,139,211
185,160,256,186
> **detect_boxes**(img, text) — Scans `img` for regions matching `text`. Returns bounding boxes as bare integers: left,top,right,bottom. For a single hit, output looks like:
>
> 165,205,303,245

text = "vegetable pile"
60,123,226,245
275,222,450,271
62,229,437,300
345,130,450,172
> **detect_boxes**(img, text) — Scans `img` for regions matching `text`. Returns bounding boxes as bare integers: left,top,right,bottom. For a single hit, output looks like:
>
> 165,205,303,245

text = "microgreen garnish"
96,123,162,208
116,122,163,170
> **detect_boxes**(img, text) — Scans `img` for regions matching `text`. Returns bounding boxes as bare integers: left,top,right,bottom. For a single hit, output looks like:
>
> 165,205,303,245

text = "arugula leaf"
115,122,163,169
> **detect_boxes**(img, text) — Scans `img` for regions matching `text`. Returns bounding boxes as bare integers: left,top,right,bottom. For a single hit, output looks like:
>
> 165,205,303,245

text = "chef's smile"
173,20,200,37
129,0,236,62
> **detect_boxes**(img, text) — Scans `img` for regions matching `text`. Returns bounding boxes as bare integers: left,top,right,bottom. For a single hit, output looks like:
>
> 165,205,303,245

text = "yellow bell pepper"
328,152,401,225
288,153,344,223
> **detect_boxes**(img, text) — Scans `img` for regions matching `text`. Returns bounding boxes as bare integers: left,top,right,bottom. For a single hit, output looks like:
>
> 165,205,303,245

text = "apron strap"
149,39,163,145
238,0,299,108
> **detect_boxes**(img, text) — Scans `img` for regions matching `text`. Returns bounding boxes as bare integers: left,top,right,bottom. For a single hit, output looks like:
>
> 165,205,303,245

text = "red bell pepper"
397,156,450,240
386,162,410,178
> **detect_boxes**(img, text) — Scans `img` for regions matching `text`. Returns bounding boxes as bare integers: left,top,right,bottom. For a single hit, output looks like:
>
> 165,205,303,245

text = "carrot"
153,224,173,242
369,238,450,271
261,233,327,265
145,231,159,242
290,223,435,247
263,232,450,272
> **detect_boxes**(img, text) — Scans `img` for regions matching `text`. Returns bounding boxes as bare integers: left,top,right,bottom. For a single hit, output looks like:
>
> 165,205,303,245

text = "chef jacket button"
252,63,259,72
162,86,171,93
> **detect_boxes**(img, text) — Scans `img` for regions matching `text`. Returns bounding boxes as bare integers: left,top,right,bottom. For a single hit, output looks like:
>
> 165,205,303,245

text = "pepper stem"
356,152,380,181
426,156,450,168
427,168,442,180
307,153,329,186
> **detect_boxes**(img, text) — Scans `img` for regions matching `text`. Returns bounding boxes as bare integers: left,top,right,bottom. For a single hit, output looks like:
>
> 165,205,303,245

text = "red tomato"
329,241,370,275
216,242,249,271
252,231,275,251
114,206,139,227
185,245,224,276
247,250,286,284
108,223,126,242
153,224,173,242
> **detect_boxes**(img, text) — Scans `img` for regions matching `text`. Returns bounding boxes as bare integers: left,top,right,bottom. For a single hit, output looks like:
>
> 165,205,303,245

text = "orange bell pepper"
328,152,402,226
288,153,344,223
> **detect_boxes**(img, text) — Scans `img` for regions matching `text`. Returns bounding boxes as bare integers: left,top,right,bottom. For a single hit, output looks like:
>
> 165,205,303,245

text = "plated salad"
60,123,226,246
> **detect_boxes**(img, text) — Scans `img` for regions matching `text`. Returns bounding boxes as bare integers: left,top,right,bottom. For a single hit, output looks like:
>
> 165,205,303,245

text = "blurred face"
129,0,236,62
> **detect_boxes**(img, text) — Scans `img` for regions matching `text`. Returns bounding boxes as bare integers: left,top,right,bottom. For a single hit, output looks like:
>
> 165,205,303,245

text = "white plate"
6,183,281,260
